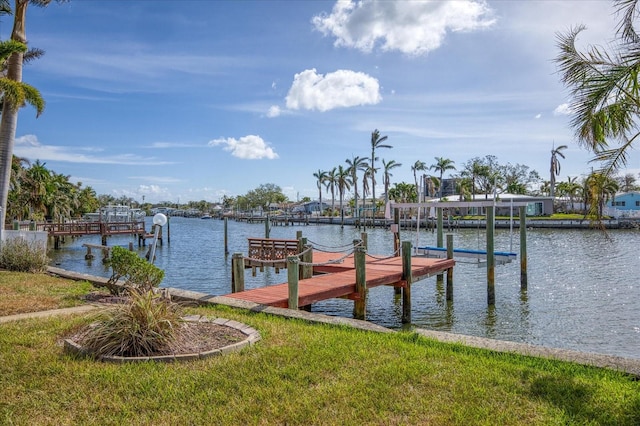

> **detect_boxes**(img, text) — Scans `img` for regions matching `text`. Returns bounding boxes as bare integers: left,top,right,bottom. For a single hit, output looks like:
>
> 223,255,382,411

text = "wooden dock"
42,221,146,248
224,250,454,310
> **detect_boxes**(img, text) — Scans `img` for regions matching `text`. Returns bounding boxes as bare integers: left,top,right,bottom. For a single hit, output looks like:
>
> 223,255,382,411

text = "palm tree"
550,144,567,201
456,178,472,201
585,172,619,218
0,0,50,230
382,159,402,204
23,160,50,219
388,181,417,222
345,156,368,221
411,160,427,201
369,129,391,218
335,165,352,227
325,167,337,218
312,169,328,217
555,0,640,176
431,157,456,197
461,158,487,199
362,166,371,210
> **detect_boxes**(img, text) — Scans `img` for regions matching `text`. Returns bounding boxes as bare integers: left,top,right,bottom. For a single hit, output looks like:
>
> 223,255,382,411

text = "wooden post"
436,207,444,285
101,248,109,263
265,215,270,238
287,256,299,310
128,242,134,251
231,252,245,293
360,232,368,250
298,237,308,279
401,240,412,323
84,246,94,260
166,216,170,244
393,207,401,295
446,233,453,301
302,244,313,280
224,217,229,255
519,206,528,290
486,205,495,305
353,245,367,320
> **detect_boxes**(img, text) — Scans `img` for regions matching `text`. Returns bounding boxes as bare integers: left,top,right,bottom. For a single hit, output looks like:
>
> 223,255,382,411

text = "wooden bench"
246,238,300,273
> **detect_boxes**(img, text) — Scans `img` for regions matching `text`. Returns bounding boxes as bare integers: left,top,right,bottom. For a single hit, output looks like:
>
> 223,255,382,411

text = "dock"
42,221,146,248
224,249,454,321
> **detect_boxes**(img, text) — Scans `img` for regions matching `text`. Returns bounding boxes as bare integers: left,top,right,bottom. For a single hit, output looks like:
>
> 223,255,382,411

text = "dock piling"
519,206,528,291
401,240,413,324
224,217,229,255
486,205,495,305
287,256,299,310
231,252,245,293
436,208,444,286
393,208,402,295
446,234,454,301
353,246,367,320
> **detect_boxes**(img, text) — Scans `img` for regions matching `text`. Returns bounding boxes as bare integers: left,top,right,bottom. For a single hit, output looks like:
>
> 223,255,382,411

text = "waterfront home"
292,201,330,216
423,193,553,217
606,191,640,218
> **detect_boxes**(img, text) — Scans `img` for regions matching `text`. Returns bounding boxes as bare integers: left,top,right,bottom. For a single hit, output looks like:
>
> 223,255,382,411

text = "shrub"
0,238,49,273
81,289,183,357
107,246,164,295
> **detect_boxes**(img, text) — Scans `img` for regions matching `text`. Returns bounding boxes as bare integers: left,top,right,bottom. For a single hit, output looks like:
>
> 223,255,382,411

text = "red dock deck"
224,251,455,308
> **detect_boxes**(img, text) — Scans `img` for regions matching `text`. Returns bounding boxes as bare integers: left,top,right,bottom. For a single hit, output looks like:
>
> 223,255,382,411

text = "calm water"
48,217,640,360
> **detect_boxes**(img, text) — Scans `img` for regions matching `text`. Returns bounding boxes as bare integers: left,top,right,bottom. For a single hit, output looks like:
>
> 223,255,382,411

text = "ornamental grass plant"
0,237,49,273
81,289,183,357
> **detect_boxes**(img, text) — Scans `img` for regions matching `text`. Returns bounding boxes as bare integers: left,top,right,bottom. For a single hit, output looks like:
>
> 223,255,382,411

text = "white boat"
83,205,146,223
200,214,212,220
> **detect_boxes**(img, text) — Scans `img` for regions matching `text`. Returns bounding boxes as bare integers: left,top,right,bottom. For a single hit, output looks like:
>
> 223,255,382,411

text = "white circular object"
153,213,168,226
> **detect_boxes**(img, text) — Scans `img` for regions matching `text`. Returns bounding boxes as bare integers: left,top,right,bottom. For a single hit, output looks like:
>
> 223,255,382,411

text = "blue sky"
7,0,639,204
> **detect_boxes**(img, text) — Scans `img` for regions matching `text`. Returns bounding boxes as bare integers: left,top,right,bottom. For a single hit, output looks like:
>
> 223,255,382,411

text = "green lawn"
1,272,638,425
0,270,102,316
1,304,639,425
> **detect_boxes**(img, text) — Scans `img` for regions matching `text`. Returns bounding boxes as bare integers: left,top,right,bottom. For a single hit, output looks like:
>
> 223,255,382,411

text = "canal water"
47,216,640,360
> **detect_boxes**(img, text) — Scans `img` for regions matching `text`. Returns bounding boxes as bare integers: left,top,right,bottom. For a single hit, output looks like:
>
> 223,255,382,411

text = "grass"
1,272,639,425
0,271,104,316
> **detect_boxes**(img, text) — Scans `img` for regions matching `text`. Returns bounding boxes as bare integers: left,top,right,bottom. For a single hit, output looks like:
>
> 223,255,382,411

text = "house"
292,200,330,215
606,191,640,217
427,193,554,216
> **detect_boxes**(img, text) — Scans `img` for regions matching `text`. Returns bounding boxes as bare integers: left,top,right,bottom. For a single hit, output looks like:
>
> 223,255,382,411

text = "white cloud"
128,175,183,184
285,68,381,112
14,134,173,165
137,185,169,196
267,105,281,118
312,0,495,56
535,113,541,119
554,103,572,115
208,135,279,160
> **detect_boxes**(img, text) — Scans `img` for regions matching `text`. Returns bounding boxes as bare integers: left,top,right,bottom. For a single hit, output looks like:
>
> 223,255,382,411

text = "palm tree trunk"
0,1,27,230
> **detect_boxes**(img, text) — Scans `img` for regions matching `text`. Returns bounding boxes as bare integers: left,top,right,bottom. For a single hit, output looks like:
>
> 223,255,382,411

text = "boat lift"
415,245,517,264
390,199,529,264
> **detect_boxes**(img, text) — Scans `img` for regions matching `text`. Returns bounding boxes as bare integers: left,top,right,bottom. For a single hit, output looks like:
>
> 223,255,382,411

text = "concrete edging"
63,315,261,363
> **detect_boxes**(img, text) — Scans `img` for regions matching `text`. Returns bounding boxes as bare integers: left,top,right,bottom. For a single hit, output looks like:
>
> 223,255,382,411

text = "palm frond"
615,0,640,44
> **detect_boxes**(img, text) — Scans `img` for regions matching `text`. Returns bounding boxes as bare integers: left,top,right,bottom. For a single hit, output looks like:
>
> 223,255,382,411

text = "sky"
6,0,640,204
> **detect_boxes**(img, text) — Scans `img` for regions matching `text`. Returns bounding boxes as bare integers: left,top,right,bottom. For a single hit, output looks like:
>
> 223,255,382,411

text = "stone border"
63,315,261,363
